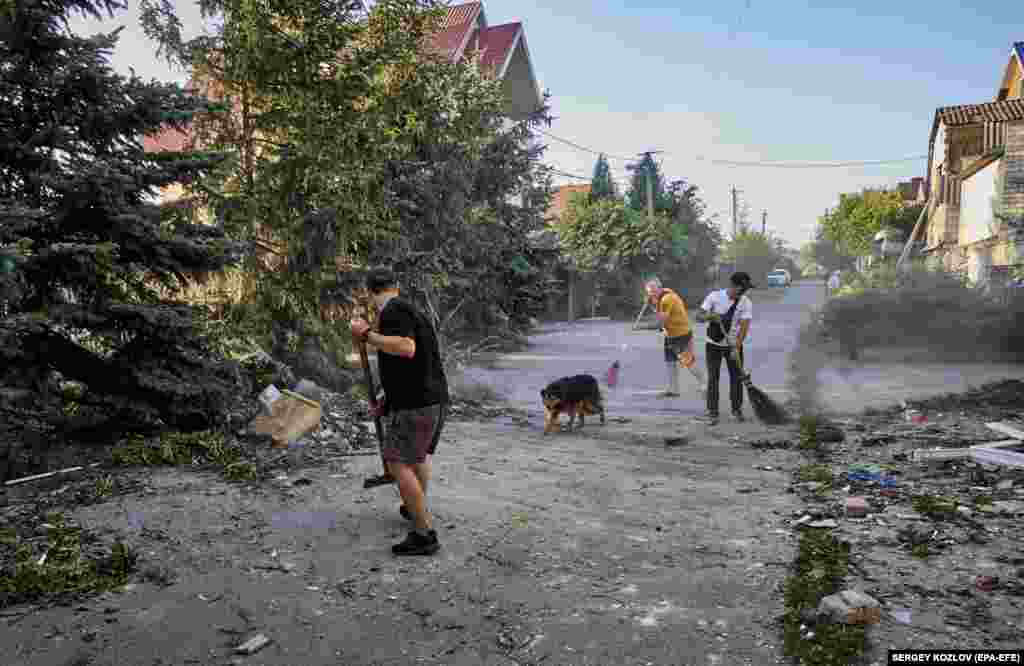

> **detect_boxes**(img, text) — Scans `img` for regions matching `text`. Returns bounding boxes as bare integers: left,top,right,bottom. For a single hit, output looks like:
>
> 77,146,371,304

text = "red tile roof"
545,184,590,223
142,126,192,153
428,1,482,60
146,1,536,155
935,99,1024,126
478,22,521,74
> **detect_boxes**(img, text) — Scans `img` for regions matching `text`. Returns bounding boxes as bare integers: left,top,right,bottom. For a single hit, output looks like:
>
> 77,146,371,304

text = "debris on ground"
235,633,272,655
816,590,882,625
246,389,323,448
770,380,1024,661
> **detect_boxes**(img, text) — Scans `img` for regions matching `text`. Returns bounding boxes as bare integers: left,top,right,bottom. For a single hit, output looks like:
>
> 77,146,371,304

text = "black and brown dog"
541,374,606,435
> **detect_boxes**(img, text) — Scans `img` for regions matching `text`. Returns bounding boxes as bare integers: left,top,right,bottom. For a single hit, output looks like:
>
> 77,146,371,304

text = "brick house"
544,184,591,224
900,43,1024,286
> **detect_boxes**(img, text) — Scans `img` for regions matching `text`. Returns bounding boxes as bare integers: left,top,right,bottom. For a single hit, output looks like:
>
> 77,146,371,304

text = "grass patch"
911,494,958,521
796,464,834,487
0,513,136,609
974,495,994,508
911,543,931,559
782,530,867,666
798,415,822,451
111,430,256,482
94,475,114,500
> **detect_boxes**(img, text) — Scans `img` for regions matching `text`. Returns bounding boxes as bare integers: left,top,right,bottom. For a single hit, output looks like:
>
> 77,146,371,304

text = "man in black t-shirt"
350,268,449,556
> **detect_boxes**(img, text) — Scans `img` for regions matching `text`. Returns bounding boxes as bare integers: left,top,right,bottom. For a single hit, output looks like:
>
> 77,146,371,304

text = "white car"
766,269,791,287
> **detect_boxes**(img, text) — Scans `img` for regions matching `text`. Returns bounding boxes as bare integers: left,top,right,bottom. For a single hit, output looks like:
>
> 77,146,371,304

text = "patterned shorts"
382,404,447,465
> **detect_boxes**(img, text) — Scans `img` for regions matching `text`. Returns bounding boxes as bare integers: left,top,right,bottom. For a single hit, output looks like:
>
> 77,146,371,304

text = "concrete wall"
960,157,1001,246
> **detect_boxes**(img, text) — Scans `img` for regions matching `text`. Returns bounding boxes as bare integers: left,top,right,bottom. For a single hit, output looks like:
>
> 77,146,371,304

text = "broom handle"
632,300,650,330
356,335,388,476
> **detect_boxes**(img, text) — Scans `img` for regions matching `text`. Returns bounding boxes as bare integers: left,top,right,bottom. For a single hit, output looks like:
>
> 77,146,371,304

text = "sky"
71,0,1024,248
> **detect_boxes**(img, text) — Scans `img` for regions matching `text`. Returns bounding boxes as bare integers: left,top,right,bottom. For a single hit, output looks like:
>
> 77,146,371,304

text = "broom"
355,333,395,489
730,346,791,425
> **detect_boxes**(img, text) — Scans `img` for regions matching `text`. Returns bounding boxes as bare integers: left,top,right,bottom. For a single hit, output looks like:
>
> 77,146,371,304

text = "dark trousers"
706,343,744,416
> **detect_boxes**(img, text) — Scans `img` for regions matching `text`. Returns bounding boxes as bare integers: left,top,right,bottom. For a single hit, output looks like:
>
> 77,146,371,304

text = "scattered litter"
291,379,328,404
817,590,881,625
235,633,272,655
890,608,912,625
258,384,282,414
845,497,869,518
971,446,1024,469
846,464,897,487
807,519,838,529
248,389,323,448
975,576,998,592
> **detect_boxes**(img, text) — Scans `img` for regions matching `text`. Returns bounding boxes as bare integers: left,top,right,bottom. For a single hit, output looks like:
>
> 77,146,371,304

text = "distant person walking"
350,268,449,557
644,277,692,398
827,270,841,297
697,272,754,426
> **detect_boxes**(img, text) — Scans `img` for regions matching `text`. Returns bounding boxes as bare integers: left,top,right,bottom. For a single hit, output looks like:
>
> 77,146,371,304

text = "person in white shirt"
697,272,754,425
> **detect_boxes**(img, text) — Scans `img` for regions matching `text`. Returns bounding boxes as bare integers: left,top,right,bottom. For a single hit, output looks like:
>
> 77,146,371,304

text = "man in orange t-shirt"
644,277,692,398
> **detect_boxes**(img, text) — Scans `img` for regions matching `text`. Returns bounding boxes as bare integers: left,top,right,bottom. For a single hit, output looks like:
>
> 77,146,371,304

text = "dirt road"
3,413,802,665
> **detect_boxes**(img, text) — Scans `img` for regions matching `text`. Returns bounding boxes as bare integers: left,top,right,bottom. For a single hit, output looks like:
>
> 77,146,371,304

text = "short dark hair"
365,267,398,294
730,271,754,289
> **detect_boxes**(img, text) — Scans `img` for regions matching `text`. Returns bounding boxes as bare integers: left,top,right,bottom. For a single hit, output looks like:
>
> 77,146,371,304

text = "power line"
537,128,928,169
693,155,927,168
536,129,635,162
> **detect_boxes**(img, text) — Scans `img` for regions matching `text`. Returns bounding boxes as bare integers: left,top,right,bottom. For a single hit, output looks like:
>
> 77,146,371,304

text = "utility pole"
646,171,654,220
731,187,739,239
762,210,767,235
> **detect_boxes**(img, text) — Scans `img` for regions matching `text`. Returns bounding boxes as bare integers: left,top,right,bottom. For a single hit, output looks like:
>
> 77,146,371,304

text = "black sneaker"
706,413,719,426
392,530,440,556
733,411,746,423
399,505,412,521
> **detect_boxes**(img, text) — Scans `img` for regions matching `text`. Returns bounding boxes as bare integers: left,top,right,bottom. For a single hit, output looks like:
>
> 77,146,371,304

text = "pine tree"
626,153,669,213
589,153,616,201
0,0,249,441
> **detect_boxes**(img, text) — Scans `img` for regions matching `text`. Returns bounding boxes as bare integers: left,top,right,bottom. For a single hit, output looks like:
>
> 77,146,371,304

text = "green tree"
364,52,555,342
140,0,446,367
141,0,555,360
626,152,672,215
721,230,785,284
556,175,721,315
589,153,616,201
0,0,249,436
820,188,921,257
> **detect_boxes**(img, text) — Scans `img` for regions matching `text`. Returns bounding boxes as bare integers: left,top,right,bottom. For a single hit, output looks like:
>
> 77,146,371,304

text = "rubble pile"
771,381,1024,658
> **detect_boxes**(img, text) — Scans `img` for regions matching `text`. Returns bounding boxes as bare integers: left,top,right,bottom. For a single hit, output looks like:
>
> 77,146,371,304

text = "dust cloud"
786,268,1024,416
